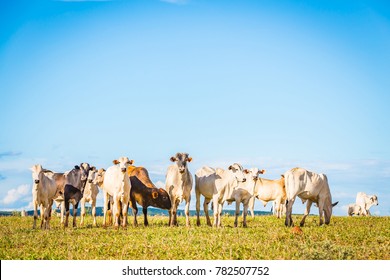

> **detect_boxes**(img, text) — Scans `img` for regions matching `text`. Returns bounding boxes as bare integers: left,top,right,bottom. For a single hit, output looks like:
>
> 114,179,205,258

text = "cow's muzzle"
88,179,93,183
121,168,127,173
34,180,39,184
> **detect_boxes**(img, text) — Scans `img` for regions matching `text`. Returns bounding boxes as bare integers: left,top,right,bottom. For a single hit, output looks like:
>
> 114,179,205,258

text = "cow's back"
195,166,217,198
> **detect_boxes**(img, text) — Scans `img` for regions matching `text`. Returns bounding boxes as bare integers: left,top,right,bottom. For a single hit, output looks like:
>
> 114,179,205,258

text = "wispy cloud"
2,184,30,205
160,0,189,5
0,151,22,159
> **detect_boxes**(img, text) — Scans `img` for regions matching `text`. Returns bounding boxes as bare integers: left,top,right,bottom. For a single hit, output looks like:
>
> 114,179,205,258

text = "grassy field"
0,214,389,260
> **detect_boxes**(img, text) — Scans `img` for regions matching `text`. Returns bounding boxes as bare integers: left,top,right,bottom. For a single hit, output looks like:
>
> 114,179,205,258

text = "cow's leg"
113,199,120,230
234,200,240,227
80,198,86,227
285,197,295,227
102,193,109,227
121,201,128,229
33,201,38,229
143,207,149,226
73,202,79,228
170,199,179,226
204,198,212,226
248,196,255,218
47,201,53,230
318,200,325,226
212,197,219,227
195,189,201,226
218,203,223,227
130,199,138,227
300,200,312,227
40,204,45,229
60,201,65,226
92,200,97,227
242,201,249,228
185,196,191,227
64,199,70,228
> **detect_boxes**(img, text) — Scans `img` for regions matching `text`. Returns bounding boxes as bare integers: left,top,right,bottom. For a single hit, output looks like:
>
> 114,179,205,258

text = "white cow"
80,167,99,227
93,168,113,225
249,172,286,219
30,164,58,229
101,157,133,229
356,192,378,216
230,167,263,227
347,203,362,216
165,153,193,227
284,167,338,227
195,163,247,227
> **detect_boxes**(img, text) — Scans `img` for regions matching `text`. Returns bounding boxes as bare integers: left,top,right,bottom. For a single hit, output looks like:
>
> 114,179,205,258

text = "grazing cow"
347,203,362,216
195,163,246,227
230,167,264,227
127,166,172,226
249,172,286,219
63,163,90,228
101,157,133,229
165,153,193,227
80,167,99,227
30,164,58,229
356,192,378,216
284,167,338,227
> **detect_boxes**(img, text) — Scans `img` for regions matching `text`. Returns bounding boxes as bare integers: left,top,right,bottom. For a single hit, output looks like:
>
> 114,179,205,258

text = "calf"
80,167,99,227
127,166,171,226
63,163,90,228
356,192,379,216
251,172,286,219
348,203,362,216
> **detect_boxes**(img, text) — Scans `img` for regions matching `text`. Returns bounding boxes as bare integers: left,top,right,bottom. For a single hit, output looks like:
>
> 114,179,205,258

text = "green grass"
0,215,389,260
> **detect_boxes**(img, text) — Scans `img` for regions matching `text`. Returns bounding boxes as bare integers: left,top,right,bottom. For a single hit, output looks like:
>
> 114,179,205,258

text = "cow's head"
243,168,265,181
113,157,134,173
150,188,172,210
30,164,43,185
371,195,379,206
228,163,246,183
170,152,192,174
93,168,106,187
87,167,97,184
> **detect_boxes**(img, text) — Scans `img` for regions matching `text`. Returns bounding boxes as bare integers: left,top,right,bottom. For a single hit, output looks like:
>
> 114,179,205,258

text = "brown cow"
127,166,171,226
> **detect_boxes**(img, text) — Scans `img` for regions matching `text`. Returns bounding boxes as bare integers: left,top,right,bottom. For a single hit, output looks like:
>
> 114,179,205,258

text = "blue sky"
0,0,389,216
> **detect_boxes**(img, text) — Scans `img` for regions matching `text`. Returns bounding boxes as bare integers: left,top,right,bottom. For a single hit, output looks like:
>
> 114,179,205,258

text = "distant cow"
63,163,91,228
356,192,378,216
101,157,133,229
272,200,286,217
165,153,193,227
284,167,338,227
93,168,114,225
347,203,362,216
127,166,171,226
195,163,246,227
249,172,286,219
80,167,99,227
30,164,58,229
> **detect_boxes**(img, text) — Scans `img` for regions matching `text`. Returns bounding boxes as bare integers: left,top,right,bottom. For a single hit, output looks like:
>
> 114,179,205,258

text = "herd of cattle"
29,152,379,230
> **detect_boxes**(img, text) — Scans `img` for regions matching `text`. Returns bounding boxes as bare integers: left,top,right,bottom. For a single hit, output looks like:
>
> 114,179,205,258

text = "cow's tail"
332,201,339,207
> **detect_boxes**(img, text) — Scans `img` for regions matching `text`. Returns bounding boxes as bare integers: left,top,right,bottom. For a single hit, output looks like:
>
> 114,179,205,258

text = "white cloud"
2,184,30,205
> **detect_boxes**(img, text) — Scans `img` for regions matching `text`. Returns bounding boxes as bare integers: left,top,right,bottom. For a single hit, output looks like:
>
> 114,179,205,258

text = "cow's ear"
170,157,177,162
128,159,134,165
74,165,80,170
152,190,159,199
228,165,232,170
280,174,284,178
243,169,249,174
113,160,119,165
187,157,192,162
259,169,265,174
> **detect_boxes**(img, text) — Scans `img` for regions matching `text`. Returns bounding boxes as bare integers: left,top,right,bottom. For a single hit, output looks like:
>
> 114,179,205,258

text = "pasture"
0,214,389,260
